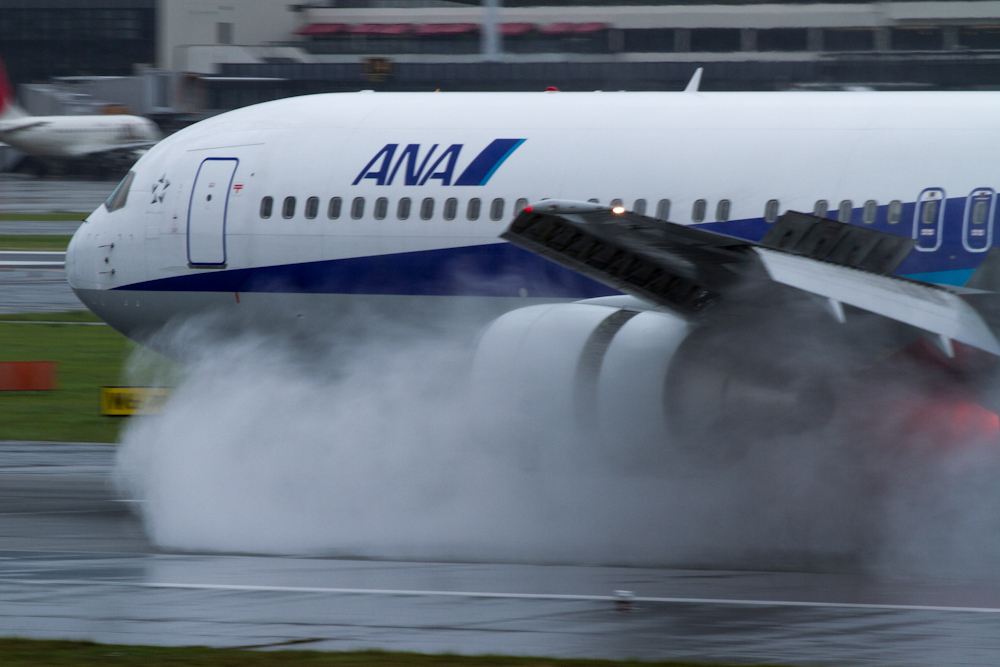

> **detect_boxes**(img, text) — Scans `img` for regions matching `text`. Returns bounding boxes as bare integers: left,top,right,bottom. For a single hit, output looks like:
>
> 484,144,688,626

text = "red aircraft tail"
0,57,16,116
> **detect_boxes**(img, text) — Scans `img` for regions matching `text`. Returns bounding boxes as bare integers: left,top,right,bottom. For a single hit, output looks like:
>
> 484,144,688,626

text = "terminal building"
0,0,155,84
5,1,1000,114
156,0,1000,110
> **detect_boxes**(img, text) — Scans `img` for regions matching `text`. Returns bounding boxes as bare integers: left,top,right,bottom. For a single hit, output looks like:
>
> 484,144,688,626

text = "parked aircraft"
0,59,159,166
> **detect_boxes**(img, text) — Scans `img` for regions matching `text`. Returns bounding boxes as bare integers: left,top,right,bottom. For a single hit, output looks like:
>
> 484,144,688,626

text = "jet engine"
471,302,836,468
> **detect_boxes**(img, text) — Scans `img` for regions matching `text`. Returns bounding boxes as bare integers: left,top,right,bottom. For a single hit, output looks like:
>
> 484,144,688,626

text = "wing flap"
502,204,755,315
0,119,49,134
761,210,916,275
72,141,157,157
503,202,1000,356
754,247,1000,356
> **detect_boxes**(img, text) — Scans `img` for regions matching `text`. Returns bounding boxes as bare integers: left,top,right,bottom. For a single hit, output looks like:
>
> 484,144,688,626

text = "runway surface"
0,174,113,214
0,220,83,235
0,267,84,313
2,441,1000,664
0,175,93,312
0,251,65,266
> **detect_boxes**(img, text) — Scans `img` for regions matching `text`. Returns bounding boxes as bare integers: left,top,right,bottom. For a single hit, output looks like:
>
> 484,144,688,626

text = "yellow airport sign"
100,386,172,416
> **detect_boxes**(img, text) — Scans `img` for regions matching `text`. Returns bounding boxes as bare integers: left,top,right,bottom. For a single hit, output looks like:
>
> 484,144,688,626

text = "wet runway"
0,220,83,235
0,175,92,312
0,251,65,266
0,267,84,313
3,441,1000,664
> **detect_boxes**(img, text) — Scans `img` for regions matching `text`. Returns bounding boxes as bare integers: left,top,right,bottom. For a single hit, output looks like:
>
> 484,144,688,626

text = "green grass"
0,311,103,323
0,317,134,442
0,235,72,251
0,212,88,221
0,640,786,667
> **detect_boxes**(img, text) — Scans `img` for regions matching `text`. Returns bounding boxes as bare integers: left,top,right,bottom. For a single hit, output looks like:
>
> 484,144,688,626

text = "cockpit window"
104,171,135,212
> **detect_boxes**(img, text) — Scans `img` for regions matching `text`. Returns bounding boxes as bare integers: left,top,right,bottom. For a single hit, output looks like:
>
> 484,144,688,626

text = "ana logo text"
353,139,525,187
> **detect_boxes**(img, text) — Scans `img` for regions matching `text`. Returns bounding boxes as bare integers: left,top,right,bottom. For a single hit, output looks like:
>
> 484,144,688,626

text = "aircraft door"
912,188,945,252
187,157,238,267
963,188,995,253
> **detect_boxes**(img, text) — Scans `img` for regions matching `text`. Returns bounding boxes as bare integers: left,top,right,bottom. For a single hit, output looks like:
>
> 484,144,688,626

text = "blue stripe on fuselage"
697,196,988,279
117,242,618,298
454,139,526,186
118,196,993,296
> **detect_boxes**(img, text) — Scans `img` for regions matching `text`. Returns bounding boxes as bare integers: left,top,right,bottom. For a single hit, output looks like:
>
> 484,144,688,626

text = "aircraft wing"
0,119,50,134
502,202,1000,357
70,141,157,157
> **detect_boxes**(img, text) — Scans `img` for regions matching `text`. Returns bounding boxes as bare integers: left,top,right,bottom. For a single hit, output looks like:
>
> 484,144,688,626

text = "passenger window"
610,198,623,209
633,199,647,216
374,197,388,220
764,199,779,223
467,198,481,221
887,200,902,224
282,196,296,219
838,200,852,223
260,196,273,219
656,199,670,221
973,198,990,225
716,199,730,222
327,197,342,220
351,197,364,220
104,171,134,212
490,198,505,221
420,197,434,220
515,198,528,215
444,198,458,220
305,196,319,219
692,199,706,223
863,200,877,224
397,197,411,220
813,200,828,218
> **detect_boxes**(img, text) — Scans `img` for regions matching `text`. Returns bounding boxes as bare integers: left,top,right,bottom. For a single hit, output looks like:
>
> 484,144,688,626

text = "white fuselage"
0,113,160,158
65,90,1000,337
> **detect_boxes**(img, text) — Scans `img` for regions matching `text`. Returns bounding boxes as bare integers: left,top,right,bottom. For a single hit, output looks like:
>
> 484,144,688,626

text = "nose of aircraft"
65,219,82,290
65,208,99,293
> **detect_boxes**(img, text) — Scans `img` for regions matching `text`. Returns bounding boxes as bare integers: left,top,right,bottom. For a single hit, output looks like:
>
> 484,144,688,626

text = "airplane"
63,81,1000,451
0,59,160,167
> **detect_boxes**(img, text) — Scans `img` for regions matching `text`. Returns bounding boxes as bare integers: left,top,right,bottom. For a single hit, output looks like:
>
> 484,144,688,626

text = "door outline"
912,187,946,253
962,187,995,253
187,157,238,268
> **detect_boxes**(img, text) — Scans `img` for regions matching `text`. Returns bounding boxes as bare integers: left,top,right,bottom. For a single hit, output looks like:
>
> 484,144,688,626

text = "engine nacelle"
471,302,834,469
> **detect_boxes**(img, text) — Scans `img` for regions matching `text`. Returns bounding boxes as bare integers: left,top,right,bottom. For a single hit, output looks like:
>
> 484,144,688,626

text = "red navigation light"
545,86,560,92
524,205,533,212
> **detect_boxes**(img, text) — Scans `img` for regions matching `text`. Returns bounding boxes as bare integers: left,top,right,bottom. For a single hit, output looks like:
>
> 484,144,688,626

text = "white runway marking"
6,578,1000,614
0,251,66,268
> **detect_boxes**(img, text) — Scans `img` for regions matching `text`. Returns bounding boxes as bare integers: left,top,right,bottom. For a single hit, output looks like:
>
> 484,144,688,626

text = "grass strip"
0,319,133,442
0,311,103,323
0,212,89,221
0,639,787,667
0,235,72,251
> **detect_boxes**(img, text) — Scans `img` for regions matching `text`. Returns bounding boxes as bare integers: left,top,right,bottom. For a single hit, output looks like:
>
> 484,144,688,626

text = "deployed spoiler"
502,201,1000,357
